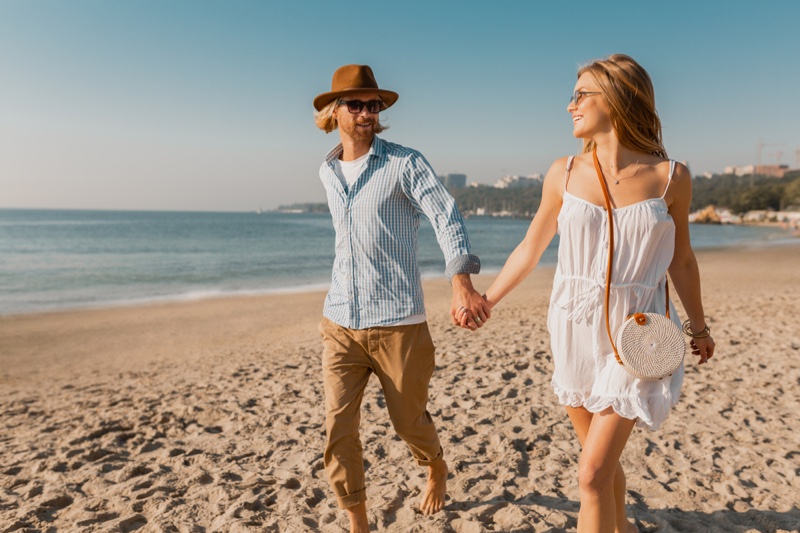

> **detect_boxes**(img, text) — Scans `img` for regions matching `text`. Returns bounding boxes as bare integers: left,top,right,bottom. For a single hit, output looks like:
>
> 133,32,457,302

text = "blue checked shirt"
319,136,480,329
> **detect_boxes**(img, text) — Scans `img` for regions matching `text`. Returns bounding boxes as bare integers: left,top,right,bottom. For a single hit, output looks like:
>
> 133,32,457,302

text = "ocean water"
0,208,794,315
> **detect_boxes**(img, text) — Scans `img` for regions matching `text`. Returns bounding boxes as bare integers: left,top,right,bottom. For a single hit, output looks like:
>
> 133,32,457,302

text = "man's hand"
450,274,491,331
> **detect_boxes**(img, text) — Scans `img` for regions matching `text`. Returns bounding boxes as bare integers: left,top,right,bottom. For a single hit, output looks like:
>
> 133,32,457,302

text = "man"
313,64,490,532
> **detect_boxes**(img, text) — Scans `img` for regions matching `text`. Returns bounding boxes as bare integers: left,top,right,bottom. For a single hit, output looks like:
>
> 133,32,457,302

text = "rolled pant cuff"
336,487,367,510
414,447,444,466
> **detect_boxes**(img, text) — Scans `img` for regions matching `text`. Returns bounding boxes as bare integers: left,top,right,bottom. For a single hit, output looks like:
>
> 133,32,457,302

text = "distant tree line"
450,185,543,217
689,171,800,213
274,202,330,213
276,171,800,217
451,171,800,217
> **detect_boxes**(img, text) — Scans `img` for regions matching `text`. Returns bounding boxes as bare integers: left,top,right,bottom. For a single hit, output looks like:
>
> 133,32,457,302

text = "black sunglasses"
338,99,384,114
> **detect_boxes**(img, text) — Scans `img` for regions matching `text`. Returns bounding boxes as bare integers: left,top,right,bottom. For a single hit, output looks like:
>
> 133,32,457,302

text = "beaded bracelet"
682,319,711,339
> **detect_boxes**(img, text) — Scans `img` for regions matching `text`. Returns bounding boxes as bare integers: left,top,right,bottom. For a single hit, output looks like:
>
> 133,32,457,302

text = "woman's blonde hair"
578,54,667,158
314,98,390,134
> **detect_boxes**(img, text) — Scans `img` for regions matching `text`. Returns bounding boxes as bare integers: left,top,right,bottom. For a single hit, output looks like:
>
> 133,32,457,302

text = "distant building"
723,165,755,176
442,173,467,189
755,165,790,178
723,164,789,177
494,174,543,189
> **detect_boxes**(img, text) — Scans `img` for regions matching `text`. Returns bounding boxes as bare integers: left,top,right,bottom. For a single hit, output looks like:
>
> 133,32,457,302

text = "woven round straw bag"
615,312,685,381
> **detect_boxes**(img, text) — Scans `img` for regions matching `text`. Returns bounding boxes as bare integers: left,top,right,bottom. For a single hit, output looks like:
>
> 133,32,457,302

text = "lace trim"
551,380,681,431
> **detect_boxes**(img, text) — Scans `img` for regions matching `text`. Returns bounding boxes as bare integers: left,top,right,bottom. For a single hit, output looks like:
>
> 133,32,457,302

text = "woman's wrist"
483,292,498,309
682,319,711,339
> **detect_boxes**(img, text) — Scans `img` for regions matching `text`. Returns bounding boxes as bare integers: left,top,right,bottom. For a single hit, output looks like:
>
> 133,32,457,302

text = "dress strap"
564,156,575,191
660,160,676,199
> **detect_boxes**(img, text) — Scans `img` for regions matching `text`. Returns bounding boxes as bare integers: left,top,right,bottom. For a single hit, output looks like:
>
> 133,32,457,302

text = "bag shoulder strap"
592,148,670,366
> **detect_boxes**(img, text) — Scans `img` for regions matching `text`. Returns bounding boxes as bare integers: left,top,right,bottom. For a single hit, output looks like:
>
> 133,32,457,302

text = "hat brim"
313,88,399,112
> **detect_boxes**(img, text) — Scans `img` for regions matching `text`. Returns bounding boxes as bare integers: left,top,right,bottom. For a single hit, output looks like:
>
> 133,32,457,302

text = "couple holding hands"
313,55,715,533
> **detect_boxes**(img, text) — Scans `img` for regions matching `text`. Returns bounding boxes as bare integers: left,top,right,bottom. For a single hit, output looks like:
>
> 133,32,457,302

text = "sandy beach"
1,244,799,532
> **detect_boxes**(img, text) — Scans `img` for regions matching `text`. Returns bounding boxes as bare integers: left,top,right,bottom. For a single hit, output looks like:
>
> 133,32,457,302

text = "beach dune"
1,245,799,532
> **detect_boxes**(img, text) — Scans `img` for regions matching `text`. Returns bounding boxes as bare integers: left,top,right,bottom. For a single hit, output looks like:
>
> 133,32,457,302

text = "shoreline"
2,237,798,319
2,243,798,386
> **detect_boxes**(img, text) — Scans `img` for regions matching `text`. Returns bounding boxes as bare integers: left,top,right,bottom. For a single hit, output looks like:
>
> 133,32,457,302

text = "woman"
464,54,716,532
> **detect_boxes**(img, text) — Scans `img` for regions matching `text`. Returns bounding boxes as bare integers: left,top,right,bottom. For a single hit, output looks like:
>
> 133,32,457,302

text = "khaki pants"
318,317,443,509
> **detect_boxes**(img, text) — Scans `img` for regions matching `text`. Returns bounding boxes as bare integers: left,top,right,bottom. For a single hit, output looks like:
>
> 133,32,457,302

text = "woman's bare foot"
419,459,448,515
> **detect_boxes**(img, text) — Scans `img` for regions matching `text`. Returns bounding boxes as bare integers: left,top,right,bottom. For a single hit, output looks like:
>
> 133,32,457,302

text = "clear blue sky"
1,0,798,212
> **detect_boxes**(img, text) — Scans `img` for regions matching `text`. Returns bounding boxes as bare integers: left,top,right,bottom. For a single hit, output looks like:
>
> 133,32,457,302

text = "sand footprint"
117,513,148,532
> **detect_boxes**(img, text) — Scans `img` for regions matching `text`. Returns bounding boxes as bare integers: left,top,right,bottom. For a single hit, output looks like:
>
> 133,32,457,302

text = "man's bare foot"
346,501,369,533
419,459,448,515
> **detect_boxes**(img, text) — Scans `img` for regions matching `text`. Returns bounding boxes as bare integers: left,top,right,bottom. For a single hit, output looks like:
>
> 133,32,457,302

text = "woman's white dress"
548,157,683,430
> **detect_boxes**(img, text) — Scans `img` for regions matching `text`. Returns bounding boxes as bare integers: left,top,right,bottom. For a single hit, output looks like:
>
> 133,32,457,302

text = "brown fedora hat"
313,64,399,111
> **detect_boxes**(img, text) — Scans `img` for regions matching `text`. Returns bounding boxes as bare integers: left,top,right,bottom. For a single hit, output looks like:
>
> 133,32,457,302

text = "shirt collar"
324,136,385,166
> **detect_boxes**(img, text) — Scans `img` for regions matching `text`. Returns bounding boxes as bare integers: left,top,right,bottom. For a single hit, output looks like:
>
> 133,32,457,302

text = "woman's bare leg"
566,406,637,533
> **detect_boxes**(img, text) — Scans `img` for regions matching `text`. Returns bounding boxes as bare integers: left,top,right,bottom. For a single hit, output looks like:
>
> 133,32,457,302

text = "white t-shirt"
333,152,369,188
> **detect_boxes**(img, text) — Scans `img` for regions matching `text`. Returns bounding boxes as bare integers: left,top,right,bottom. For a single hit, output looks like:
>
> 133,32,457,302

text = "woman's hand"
691,335,715,365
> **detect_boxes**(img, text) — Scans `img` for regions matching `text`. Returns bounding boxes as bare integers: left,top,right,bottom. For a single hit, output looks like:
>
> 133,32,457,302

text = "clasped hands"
452,296,491,330
450,274,492,331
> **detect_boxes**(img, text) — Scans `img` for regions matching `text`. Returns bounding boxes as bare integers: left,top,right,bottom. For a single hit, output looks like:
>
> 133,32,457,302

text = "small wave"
0,283,334,317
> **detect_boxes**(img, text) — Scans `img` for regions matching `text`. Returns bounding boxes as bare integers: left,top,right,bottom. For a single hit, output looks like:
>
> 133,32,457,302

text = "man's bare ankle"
346,501,369,533
429,459,448,476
